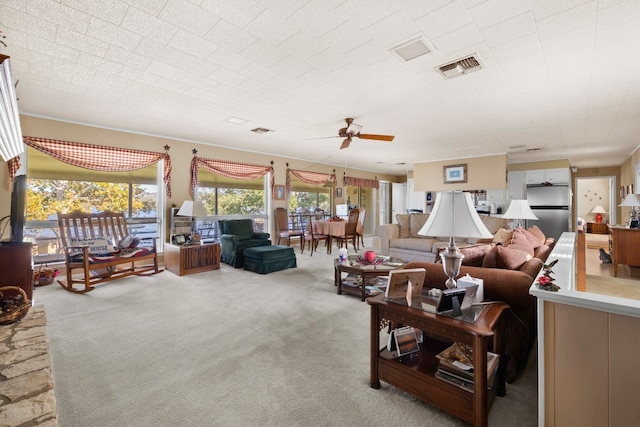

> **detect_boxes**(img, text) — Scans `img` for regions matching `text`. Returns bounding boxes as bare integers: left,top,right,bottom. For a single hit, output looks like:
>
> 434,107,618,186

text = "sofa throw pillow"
117,234,141,250
508,229,535,257
492,228,514,245
459,243,494,267
69,236,116,255
496,245,532,270
482,246,498,268
396,214,410,238
480,215,510,234
409,213,430,238
525,225,546,248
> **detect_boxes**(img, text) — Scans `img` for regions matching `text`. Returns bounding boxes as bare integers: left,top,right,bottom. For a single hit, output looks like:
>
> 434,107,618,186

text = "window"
25,146,162,263
288,191,330,212
195,170,268,238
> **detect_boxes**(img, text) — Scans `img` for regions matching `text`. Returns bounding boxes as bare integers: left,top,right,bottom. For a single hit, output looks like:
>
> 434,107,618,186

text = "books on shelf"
435,342,499,392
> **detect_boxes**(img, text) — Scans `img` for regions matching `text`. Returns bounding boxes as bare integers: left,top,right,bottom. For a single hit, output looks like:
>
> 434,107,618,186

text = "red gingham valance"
286,169,336,192
6,156,20,185
22,136,172,196
344,176,379,189
190,156,274,198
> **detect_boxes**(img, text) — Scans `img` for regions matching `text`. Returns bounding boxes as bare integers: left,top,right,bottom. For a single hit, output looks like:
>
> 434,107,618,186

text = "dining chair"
336,208,359,252
356,208,366,250
274,207,303,246
300,215,330,256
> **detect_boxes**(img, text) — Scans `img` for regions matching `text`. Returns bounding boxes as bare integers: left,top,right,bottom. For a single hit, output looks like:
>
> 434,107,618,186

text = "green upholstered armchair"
218,219,271,268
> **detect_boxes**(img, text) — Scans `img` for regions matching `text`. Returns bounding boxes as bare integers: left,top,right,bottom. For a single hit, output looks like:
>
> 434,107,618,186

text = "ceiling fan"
317,118,395,149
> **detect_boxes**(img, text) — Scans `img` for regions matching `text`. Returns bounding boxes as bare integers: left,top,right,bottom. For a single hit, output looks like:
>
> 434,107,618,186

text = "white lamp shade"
502,200,538,220
619,194,640,207
591,205,607,214
177,200,208,217
418,191,493,239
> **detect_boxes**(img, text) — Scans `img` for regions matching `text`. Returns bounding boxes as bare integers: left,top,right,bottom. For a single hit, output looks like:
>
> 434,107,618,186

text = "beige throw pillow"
396,214,410,238
409,213,430,238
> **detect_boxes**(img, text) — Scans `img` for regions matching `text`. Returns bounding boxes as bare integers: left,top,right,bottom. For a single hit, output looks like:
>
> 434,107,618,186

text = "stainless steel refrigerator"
526,184,571,240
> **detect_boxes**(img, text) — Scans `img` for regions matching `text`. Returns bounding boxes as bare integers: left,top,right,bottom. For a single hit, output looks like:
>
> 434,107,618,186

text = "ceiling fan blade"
357,133,395,142
340,138,351,149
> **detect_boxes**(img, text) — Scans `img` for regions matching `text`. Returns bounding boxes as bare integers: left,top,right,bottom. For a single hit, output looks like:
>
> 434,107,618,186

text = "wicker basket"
0,286,30,325
34,264,59,287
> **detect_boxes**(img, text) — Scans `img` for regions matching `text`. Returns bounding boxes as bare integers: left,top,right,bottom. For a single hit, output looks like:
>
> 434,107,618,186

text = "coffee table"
334,255,406,301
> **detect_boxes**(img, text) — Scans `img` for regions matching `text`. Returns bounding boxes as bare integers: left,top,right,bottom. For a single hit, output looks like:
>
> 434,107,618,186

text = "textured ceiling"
1,0,640,175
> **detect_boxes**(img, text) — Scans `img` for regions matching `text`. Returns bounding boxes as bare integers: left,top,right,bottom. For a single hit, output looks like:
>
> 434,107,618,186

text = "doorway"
575,176,617,227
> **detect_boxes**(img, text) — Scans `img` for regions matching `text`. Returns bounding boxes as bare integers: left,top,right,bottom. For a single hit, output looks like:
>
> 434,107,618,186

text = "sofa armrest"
376,224,399,255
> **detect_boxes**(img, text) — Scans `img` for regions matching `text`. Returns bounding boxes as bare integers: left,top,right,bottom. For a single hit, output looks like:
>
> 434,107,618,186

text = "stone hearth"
0,305,58,426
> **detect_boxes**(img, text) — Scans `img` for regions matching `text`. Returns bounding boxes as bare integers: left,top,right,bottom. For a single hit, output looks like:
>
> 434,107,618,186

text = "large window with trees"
25,146,162,263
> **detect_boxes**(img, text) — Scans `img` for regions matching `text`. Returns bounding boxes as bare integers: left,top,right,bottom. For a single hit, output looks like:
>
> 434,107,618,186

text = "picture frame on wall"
274,185,285,200
443,164,467,184
335,187,343,198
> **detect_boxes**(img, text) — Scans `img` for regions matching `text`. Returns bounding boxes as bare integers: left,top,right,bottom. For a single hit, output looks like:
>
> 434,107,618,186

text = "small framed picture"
443,163,467,184
335,187,343,198
172,234,187,245
274,185,285,200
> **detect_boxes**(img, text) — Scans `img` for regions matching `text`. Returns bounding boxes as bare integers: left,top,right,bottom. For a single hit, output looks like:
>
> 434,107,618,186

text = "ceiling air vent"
436,55,483,79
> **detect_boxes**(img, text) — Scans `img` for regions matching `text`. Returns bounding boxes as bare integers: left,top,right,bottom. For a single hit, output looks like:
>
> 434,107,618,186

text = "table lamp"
177,200,208,240
619,193,640,228
502,199,538,228
591,205,606,223
418,191,492,289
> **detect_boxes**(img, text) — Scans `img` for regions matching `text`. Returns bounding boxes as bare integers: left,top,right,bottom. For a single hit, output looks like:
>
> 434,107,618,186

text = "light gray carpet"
35,241,537,427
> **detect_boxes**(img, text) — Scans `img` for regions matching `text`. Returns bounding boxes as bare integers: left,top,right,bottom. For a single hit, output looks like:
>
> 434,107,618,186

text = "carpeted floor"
34,240,537,427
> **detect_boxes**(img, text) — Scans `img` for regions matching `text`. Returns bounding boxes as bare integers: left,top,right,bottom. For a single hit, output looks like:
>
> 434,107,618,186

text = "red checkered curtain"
6,156,20,184
344,176,379,189
22,136,172,196
190,156,274,198
286,169,336,192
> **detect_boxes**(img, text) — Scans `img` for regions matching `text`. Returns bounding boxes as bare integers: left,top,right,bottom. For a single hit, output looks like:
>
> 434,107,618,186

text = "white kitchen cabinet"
507,171,526,200
487,189,505,202
526,168,570,185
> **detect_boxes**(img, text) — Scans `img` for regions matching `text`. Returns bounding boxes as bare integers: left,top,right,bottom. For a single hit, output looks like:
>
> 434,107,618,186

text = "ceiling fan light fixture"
346,123,362,136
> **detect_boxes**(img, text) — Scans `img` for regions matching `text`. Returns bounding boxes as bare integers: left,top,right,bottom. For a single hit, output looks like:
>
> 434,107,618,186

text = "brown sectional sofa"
403,227,555,383
376,213,510,263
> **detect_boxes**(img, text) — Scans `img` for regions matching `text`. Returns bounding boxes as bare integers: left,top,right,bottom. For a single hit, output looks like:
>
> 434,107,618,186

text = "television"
9,174,26,243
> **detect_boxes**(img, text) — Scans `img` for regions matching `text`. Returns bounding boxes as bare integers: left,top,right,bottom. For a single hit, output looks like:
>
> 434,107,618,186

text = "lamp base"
440,238,464,289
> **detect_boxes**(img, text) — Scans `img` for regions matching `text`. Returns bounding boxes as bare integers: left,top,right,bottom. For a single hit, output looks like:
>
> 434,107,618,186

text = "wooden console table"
610,226,640,277
164,242,220,276
587,222,609,234
368,294,508,427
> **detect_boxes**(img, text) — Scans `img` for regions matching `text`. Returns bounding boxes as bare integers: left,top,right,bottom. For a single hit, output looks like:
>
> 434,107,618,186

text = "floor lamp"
418,191,493,289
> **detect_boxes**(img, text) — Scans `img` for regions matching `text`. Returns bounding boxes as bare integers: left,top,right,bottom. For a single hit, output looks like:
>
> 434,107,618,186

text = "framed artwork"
274,185,285,200
335,187,343,198
443,163,467,184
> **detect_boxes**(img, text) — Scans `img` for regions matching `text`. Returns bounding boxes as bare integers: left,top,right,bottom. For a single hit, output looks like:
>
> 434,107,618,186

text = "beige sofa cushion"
492,228,514,245
409,213,430,238
396,214,410,238
480,215,510,234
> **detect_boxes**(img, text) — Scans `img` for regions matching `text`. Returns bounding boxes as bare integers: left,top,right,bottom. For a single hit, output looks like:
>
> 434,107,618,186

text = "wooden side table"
368,294,509,427
587,222,609,234
164,242,220,276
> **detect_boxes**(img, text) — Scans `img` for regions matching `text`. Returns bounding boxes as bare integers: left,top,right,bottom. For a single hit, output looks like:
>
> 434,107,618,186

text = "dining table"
312,220,363,250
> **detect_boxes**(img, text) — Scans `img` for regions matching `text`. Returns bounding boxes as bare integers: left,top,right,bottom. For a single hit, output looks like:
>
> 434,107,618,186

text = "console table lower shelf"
368,294,508,427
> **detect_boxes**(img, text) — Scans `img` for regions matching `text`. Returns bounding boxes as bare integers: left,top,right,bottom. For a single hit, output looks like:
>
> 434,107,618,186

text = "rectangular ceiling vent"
436,55,483,79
